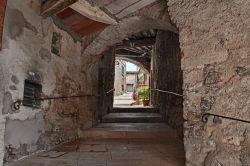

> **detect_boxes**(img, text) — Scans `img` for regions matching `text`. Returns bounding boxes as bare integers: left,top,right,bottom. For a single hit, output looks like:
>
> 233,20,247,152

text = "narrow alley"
0,0,249,166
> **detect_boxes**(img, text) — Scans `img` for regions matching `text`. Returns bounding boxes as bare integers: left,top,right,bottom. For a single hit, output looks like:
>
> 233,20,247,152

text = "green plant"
139,88,150,100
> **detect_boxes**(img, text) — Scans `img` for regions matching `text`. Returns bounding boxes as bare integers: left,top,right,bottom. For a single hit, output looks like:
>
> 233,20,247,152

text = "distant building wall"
114,60,126,96
137,69,150,92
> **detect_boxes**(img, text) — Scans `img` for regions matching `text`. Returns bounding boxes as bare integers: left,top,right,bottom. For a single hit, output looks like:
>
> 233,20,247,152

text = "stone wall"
97,48,115,120
0,0,84,164
168,0,250,165
151,30,183,138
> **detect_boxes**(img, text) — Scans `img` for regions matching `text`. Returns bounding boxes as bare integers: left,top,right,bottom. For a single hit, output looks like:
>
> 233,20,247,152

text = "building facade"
114,59,126,96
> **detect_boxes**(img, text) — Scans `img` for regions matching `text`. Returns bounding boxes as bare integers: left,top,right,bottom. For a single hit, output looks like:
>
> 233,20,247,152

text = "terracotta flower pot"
143,99,150,106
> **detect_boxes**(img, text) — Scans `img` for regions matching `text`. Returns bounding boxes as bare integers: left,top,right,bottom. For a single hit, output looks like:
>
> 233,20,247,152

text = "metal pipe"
106,88,115,95
151,88,183,97
11,94,98,111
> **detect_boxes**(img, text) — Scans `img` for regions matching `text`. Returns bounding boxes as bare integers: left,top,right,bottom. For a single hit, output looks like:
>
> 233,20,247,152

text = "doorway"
113,60,150,107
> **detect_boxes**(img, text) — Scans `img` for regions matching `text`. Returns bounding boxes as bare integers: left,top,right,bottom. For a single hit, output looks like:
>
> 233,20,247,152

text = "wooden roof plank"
41,0,77,16
77,22,108,37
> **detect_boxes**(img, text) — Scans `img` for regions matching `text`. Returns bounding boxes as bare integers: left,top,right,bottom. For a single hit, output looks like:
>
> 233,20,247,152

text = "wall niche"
51,32,62,56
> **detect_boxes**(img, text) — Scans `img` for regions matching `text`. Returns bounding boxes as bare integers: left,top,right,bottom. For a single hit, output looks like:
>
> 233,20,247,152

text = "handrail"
106,88,115,95
151,88,183,97
202,113,250,124
11,94,98,111
12,88,116,111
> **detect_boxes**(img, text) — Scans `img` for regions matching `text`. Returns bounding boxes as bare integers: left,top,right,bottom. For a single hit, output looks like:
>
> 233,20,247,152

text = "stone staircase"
102,113,163,123
81,123,177,140
81,107,175,140
105,107,162,123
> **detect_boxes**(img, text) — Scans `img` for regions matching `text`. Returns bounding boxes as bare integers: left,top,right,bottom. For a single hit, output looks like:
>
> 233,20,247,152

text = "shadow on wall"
151,30,183,138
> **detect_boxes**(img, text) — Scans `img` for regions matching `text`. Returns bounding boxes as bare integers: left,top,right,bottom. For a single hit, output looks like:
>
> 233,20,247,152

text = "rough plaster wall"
168,0,250,165
0,0,83,163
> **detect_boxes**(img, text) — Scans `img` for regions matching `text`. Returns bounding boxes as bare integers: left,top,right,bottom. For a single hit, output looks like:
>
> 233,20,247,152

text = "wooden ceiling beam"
56,8,93,30
123,48,143,54
71,19,95,32
61,14,84,27
77,21,108,37
41,0,78,16
115,49,142,56
55,6,109,37
116,37,155,50
56,6,76,19
70,0,117,24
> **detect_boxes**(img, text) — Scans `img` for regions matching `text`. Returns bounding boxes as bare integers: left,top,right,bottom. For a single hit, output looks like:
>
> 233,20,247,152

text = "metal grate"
23,80,42,108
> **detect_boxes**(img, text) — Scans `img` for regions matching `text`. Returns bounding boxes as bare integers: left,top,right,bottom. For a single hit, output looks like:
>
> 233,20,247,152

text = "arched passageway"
2,0,247,166
84,26,185,165
83,18,184,136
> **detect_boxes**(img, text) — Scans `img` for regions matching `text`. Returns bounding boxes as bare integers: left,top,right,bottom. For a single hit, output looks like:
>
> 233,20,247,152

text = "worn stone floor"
113,92,135,106
6,123,185,166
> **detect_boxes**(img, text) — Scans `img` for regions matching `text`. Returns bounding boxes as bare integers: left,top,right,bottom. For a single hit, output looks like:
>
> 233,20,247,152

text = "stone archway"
116,57,149,74
82,15,178,57
81,3,184,143
79,3,186,164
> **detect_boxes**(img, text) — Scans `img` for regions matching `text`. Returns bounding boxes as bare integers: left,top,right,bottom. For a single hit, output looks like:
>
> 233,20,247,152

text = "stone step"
102,113,163,123
112,107,159,113
81,123,177,140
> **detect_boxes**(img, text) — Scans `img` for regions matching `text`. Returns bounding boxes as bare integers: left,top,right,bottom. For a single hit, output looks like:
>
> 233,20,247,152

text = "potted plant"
139,88,150,106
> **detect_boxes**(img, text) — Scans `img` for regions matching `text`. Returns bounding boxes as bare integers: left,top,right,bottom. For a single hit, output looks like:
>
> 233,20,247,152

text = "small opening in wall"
23,79,42,108
51,32,62,56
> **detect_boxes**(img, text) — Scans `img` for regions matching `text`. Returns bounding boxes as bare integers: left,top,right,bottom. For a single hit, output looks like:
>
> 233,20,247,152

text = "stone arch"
82,3,184,157
116,56,149,74
82,15,178,57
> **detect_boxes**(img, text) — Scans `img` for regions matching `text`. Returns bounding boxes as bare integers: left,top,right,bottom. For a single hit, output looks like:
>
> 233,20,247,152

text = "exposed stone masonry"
168,0,250,165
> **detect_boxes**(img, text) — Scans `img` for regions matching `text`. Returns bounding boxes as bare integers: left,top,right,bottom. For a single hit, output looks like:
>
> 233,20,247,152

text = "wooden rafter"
116,37,155,50
56,7,108,37
41,0,77,16
116,49,142,56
